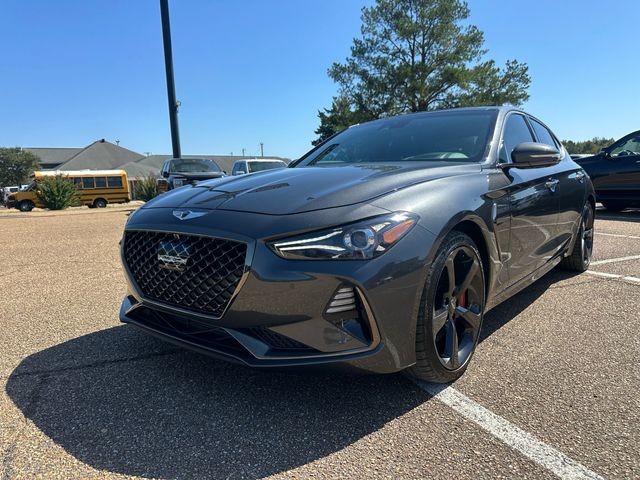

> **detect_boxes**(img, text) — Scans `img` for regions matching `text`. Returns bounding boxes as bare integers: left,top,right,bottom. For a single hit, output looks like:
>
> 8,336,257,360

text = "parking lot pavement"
1,206,638,479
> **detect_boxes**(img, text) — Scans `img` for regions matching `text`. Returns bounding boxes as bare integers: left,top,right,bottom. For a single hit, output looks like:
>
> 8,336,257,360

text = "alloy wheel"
432,246,484,370
581,208,594,266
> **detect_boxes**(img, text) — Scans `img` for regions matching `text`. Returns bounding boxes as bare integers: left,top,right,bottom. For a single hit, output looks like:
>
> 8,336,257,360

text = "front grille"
123,230,247,317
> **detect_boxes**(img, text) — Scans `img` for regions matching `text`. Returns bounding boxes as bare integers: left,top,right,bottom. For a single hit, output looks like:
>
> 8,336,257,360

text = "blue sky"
1,0,638,159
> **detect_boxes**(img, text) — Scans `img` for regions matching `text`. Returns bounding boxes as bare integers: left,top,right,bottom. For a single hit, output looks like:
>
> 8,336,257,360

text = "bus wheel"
19,201,34,212
93,198,107,208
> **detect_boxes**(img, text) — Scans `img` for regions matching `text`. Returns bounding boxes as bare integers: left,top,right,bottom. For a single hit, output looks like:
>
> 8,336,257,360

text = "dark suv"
160,158,225,190
574,131,640,211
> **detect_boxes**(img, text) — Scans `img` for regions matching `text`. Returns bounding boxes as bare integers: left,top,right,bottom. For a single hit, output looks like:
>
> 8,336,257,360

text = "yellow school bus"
5,170,130,212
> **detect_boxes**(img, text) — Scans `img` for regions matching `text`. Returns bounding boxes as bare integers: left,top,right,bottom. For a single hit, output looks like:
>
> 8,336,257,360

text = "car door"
598,131,640,202
499,113,561,284
528,116,585,248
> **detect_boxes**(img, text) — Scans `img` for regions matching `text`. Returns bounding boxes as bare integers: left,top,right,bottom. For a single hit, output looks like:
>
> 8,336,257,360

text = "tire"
601,201,626,212
560,204,594,272
408,231,485,383
19,201,34,212
93,198,107,208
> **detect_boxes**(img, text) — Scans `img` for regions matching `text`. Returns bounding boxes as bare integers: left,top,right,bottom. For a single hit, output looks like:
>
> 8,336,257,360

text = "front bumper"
119,206,436,373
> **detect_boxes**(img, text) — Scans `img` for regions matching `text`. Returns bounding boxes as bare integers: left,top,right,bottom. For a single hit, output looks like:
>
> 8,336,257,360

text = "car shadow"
595,206,640,223
6,327,431,479
5,269,582,479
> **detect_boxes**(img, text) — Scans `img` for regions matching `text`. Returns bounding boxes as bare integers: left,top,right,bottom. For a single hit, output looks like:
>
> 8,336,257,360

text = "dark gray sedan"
120,107,595,383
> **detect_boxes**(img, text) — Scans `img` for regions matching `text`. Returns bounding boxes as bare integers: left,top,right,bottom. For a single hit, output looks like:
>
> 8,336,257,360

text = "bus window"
74,178,83,188
95,177,107,188
107,176,123,188
82,177,94,189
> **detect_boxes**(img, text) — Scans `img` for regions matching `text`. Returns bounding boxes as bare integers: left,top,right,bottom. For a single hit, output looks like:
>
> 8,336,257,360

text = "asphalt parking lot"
0,205,638,479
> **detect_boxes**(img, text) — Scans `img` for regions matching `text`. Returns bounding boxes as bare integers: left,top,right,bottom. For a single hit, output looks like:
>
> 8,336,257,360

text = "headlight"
269,212,419,260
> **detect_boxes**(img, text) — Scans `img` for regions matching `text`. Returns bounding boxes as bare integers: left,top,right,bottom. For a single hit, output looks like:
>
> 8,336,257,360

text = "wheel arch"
421,211,499,303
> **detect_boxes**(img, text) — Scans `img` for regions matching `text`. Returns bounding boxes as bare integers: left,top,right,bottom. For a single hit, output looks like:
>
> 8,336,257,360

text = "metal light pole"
160,0,181,159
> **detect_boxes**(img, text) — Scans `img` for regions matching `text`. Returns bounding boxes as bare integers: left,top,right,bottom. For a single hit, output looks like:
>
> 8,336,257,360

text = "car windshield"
299,110,497,166
169,159,221,173
249,161,286,172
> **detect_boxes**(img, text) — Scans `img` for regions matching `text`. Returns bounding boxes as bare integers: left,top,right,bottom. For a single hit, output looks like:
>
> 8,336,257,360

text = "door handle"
545,179,559,192
575,171,585,183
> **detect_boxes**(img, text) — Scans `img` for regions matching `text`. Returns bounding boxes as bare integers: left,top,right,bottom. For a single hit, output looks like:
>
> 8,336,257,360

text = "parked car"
159,158,225,190
119,107,595,383
231,159,287,175
2,185,28,205
573,131,640,210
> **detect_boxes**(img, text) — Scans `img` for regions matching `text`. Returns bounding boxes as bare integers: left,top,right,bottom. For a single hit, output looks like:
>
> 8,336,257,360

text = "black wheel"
561,204,594,272
19,201,34,212
94,198,107,208
409,231,485,383
601,201,626,212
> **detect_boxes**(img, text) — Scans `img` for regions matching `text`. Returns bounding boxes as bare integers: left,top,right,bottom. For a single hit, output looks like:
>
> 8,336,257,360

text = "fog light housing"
324,285,372,343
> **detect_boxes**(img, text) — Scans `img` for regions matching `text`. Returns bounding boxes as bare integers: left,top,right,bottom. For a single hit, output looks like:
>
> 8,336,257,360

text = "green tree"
561,137,615,154
313,96,376,146
37,175,80,210
0,147,40,188
314,0,530,144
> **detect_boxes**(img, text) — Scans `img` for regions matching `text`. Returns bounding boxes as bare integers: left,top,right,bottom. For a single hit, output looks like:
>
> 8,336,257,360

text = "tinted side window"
107,176,123,188
95,177,107,188
530,119,557,148
501,114,534,162
73,178,82,188
611,135,640,157
82,177,94,189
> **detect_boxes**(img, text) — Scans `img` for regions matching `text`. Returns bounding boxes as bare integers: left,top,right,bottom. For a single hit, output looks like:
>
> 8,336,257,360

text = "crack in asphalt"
1,375,48,480
4,349,182,381
1,349,182,479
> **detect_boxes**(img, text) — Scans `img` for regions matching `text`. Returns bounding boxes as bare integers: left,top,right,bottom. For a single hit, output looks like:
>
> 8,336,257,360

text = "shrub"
37,175,79,210
135,175,159,202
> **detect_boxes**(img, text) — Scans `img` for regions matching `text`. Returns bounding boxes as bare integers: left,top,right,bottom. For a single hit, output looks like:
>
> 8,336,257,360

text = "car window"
107,176,123,188
500,114,534,163
249,161,286,172
610,135,640,157
300,111,497,166
529,119,558,148
169,159,221,173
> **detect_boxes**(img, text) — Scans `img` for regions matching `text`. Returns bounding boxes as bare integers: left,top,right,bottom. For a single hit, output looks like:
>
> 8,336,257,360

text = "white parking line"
411,380,604,480
595,232,640,240
590,255,640,266
585,270,640,284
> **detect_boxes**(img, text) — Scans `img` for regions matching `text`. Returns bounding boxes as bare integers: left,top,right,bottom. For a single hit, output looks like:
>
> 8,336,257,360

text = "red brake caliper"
458,290,467,309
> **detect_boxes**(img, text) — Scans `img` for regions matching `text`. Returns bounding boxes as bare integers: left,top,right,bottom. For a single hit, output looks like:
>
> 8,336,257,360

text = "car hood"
144,163,480,215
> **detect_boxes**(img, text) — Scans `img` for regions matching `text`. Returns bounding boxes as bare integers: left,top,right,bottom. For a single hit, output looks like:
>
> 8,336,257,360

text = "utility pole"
160,0,181,159
242,148,245,157
260,142,264,157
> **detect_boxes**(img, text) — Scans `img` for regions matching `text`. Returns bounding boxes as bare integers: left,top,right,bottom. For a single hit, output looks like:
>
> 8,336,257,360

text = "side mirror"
508,143,561,169
162,171,169,178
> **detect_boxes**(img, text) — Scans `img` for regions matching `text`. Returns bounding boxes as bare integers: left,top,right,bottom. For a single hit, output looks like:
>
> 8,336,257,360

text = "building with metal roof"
18,140,288,178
